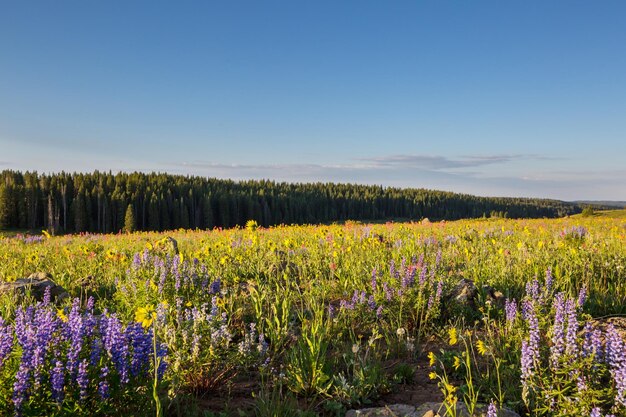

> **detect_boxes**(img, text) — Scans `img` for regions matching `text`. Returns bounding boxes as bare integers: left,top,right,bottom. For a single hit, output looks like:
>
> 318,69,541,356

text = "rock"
448,278,479,307
346,404,417,417
414,402,520,417
347,403,520,417
445,279,506,311
587,317,626,343
482,285,506,307
0,272,68,301
155,236,179,254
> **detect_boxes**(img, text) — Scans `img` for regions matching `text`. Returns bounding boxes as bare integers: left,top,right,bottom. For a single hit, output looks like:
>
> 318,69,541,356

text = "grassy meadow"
0,213,625,416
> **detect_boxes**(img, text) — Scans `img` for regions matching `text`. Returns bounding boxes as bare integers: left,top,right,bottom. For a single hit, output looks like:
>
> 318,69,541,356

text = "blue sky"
1,1,625,201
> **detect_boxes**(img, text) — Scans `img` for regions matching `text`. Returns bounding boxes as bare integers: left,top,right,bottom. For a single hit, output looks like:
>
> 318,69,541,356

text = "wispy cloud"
175,153,547,174
354,153,544,170
164,154,624,201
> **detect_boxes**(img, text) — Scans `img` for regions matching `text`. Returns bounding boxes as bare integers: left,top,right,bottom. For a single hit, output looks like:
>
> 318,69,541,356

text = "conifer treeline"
0,170,583,233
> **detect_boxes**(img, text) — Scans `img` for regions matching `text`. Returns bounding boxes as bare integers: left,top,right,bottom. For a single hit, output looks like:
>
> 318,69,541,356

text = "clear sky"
1,1,625,201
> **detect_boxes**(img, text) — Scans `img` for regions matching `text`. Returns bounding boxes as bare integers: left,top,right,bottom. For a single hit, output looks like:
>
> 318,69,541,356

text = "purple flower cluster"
128,251,218,297
0,317,13,367
504,298,518,323
1,296,166,415
339,290,379,315
550,293,566,368
561,225,588,240
520,274,626,413
237,323,269,358
17,235,45,244
521,306,540,389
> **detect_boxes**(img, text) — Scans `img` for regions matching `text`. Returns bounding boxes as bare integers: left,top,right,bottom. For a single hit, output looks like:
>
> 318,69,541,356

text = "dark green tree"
124,204,136,233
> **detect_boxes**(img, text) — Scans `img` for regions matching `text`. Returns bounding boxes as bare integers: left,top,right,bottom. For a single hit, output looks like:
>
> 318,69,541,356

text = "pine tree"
124,204,136,233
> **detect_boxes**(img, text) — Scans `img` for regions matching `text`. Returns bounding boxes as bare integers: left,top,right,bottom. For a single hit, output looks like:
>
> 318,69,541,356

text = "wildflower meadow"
0,213,624,416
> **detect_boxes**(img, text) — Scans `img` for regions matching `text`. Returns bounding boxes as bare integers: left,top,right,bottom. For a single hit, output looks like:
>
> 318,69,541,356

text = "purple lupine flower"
86,296,95,311
209,277,221,295
605,324,626,370
401,268,411,288
435,249,442,269
77,359,89,401
0,317,13,367
156,343,168,380
590,407,602,417
376,305,383,318
132,252,142,269
520,299,531,320
98,366,110,399
257,333,269,356
576,376,588,393
564,298,578,357
544,268,553,295
563,225,587,239
327,304,336,318
418,265,428,288
521,307,540,389
383,282,393,301
102,315,130,384
582,322,603,361
435,280,443,301
42,286,51,306
66,298,85,377
156,303,167,326
13,365,31,414
29,304,57,389
367,295,376,310
172,255,181,291
525,279,541,305
158,263,167,294
505,298,518,323
444,235,458,244
486,401,497,417
50,360,65,403
550,293,566,368
614,364,626,407
390,259,397,279
126,323,152,377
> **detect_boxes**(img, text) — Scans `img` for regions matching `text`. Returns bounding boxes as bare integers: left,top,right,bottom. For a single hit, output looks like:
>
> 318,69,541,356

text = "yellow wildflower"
57,309,68,322
135,305,156,328
476,340,488,355
428,372,437,380
453,356,462,370
448,328,458,345
428,351,436,366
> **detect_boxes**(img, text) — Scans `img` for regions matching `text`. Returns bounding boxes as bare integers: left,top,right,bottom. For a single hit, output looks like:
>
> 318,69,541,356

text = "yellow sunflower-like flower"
57,309,68,322
135,305,156,328
453,356,462,370
428,371,437,380
476,340,488,355
448,328,458,345
428,351,436,367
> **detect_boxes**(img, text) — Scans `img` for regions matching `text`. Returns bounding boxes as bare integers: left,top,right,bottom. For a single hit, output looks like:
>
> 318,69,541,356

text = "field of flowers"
0,214,624,416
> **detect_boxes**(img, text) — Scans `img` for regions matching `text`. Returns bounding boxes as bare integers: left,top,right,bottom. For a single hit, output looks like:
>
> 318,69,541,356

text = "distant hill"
574,200,626,209
0,170,596,233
